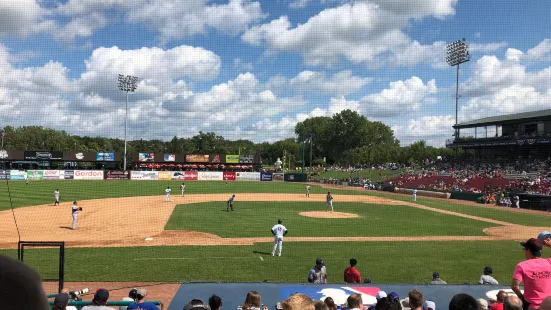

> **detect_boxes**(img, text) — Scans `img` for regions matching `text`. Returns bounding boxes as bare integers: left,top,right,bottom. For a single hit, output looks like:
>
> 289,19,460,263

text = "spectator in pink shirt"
511,238,551,310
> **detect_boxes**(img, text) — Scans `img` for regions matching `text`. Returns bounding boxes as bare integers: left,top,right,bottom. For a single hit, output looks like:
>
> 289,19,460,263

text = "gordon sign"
74,170,104,180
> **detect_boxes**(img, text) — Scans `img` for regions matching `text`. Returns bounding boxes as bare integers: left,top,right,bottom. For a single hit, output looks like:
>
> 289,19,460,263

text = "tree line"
1,110,452,167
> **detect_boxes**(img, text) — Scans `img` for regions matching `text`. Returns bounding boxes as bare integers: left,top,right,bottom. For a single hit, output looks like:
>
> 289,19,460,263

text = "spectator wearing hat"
449,294,478,310
430,272,447,285
408,290,423,310
119,289,137,310
53,292,70,310
126,288,159,310
388,292,400,303
344,258,361,283
477,298,489,310
375,296,401,310
81,289,116,310
209,295,222,310
490,291,508,310
308,259,327,284
183,299,210,310
59,289,78,310
537,231,551,248
422,301,435,310
479,267,499,285
0,255,49,310
511,238,551,310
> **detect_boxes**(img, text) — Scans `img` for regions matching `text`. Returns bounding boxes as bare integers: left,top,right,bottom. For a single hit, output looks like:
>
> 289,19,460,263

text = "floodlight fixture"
117,74,139,171
446,39,471,136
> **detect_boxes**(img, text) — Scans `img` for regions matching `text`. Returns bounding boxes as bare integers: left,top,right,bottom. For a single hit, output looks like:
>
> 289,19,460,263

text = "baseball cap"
483,266,493,274
183,299,210,310
316,258,324,265
423,300,436,310
538,231,551,243
93,288,109,305
432,272,439,278
54,293,69,307
477,298,488,309
137,288,147,298
520,238,543,254
389,292,399,301
376,291,387,299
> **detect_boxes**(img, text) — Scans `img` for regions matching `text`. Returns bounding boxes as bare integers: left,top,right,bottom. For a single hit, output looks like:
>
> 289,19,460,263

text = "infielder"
180,183,186,197
165,186,171,202
54,188,60,206
227,194,235,211
306,185,311,197
71,201,82,230
326,192,333,212
412,188,417,201
271,219,288,257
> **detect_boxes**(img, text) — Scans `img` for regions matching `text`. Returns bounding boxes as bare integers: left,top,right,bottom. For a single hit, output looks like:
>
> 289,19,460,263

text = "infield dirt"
0,193,546,249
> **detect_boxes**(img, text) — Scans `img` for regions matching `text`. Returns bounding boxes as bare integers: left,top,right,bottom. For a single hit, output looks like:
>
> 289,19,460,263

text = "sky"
0,0,550,147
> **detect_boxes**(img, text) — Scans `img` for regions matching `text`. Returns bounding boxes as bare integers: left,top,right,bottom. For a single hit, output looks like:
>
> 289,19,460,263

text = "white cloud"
242,1,457,67
0,0,53,37
392,115,455,146
527,38,551,59
289,0,311,9
360,76,437,117
469,42,508,53
267,70,372,96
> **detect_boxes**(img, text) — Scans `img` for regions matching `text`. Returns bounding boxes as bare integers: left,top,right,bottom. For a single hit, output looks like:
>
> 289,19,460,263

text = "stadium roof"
454,109,551,128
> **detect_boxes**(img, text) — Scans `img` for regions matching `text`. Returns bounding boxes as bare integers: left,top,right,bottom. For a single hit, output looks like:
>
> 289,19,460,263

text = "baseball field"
0,179,549,287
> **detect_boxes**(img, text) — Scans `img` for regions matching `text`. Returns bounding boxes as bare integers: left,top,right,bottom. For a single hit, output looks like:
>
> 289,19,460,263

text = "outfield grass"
0,241,536,285
0,180,331,210
166,202,493,237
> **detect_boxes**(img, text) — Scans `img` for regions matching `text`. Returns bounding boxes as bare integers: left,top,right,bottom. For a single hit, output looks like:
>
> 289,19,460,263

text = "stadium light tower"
117,74,139,171
446,38,471,138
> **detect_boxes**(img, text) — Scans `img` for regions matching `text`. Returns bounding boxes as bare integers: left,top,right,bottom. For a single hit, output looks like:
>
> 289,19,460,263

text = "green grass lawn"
165,202,493,237
0,241,533,285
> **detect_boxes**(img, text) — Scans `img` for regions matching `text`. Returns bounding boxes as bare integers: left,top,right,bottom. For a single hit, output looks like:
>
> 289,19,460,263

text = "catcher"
71,201,82,230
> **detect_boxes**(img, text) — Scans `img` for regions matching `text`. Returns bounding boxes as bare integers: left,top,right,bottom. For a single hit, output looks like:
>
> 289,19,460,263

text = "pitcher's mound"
299,211,359,219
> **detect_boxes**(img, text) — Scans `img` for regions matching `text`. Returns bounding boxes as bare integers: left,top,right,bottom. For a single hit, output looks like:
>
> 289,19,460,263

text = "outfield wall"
11,170,299,182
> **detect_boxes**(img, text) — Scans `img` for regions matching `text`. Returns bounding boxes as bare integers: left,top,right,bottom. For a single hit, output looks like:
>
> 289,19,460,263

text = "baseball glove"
78,207,83,211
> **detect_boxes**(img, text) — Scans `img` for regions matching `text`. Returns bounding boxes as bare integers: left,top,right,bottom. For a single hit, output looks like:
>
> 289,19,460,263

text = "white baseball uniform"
165,188,171,201
326,194,333,211
412,189,417,201
306,186,311,197
271,223,287,256
180,184,185,197
71,203,79,230
54,190,60,205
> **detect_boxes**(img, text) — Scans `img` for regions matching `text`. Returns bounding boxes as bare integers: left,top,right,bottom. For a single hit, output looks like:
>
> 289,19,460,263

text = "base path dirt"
0,192,544,249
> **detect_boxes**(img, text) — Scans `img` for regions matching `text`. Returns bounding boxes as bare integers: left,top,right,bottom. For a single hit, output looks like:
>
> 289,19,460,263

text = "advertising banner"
260,172,273,181
138,153,155,162
0,170,10,180
272,173,284,182
210,154,225,163
0,150,24,160
106,171,129,180
236,172,260,181
223,171,236,181
24,151,63,161
43,170,63,180
64,170,74,180
240,155,254,163
158,171,172,180
74,170,104,180
130,171,159,180
172,171,198,180
9,170,26,180
198,171,223,181
226,155,239,163
163,154,176,162
27,170,43,180
96,152,115,161
186,154,209,163
63,152,96,162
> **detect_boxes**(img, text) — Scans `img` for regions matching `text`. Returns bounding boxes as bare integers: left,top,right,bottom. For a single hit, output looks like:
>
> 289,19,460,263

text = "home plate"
145,238,153,241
